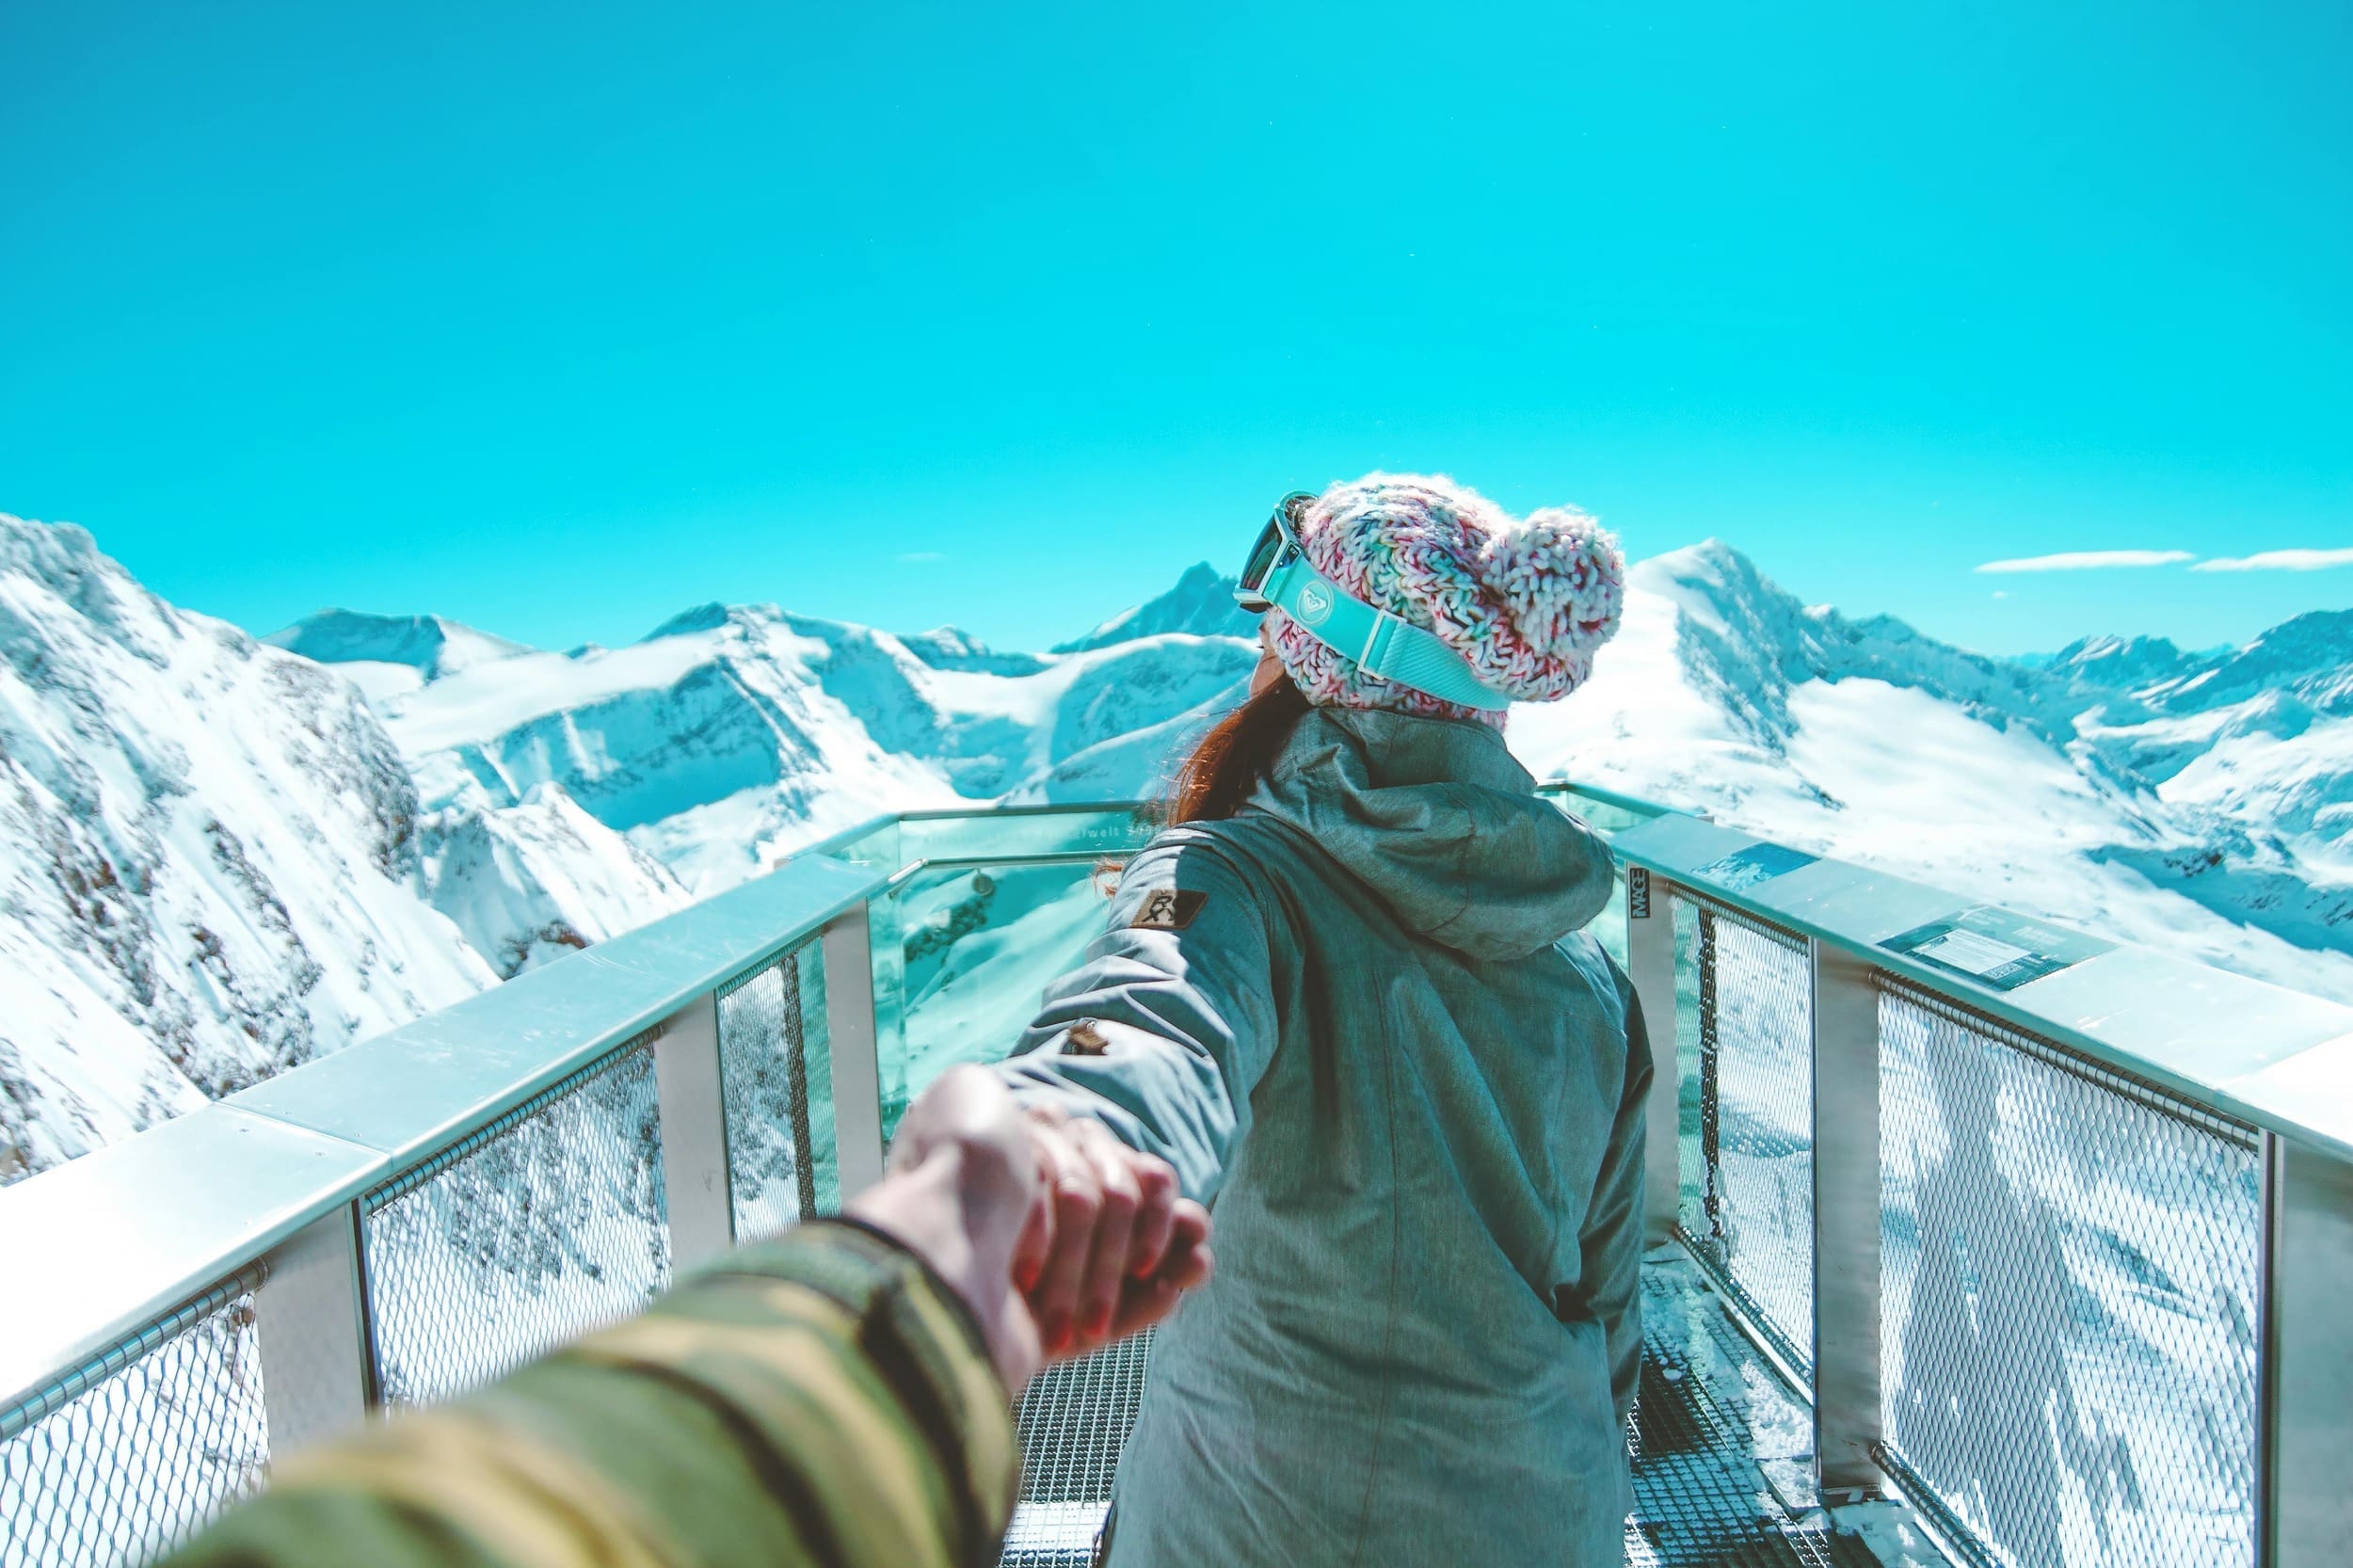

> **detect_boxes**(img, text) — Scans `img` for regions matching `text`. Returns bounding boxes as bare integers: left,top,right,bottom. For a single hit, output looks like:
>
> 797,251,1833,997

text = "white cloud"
2190,547,2353,573
1974,550,2195,574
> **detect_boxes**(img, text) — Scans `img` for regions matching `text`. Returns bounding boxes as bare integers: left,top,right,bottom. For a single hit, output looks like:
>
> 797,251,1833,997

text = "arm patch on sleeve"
1130,888,1207,931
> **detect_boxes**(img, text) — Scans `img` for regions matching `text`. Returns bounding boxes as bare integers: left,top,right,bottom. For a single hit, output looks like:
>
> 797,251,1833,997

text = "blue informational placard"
1881,905,2114,992
1691,842,1819,893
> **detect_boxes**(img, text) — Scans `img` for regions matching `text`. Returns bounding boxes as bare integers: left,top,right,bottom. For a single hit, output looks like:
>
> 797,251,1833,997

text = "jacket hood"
1246,707,1615,961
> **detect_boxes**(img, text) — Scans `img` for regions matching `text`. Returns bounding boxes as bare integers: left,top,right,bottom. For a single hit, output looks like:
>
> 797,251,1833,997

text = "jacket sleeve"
1581,969,1654,1423
993,837,1280,1205
158,1219,1018,1568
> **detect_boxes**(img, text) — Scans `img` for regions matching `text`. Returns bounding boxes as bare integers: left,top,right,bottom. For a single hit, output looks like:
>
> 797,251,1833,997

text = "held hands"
1015,1099,1211,1361
845,1067,1212,1394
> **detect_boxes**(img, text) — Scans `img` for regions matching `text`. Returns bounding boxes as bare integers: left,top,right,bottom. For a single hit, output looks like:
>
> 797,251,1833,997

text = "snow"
264,610,532,682
8,513,2353,1187
1507,541,2353,1005
0,515,496,1181
417,783,694,978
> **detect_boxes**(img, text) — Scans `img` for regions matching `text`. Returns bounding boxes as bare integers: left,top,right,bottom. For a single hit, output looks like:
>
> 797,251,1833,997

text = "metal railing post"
253,1206,372,1455
1625,869,1682,1242
823,902,888,1199
653,993,735,1269
1810,939,1884,1497
2265,1134,2353,1564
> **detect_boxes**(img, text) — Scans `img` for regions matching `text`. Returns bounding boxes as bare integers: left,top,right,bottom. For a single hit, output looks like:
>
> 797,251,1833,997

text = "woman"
1000,472,1651,1567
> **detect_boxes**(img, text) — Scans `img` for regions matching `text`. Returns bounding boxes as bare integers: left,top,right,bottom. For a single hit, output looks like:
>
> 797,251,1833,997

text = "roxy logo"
1296,582,1334,626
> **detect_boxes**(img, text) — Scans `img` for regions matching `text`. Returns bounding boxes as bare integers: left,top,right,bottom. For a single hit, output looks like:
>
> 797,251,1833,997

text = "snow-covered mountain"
0,518,493,1179
264,610,534,705
1508,542,2353,1002
294,600,1257,895
279,542,2353,1003
1052,561,1257,653
5,506,2348,1186
0,521,1257,1182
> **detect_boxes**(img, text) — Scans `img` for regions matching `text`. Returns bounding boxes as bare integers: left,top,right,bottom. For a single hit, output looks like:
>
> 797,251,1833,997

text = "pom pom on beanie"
1265,472,1625,728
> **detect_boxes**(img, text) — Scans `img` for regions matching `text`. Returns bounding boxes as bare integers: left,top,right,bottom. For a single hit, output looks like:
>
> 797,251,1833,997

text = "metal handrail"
0,850,891,1420
2,786,2347,1563
1600,805,2353,1164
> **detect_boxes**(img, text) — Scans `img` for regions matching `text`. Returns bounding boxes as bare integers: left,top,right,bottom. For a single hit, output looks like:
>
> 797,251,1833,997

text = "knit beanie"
1265,472,1625,728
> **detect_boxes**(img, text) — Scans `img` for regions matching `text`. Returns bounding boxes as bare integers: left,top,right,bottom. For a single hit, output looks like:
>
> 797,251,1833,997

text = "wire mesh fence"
1876,981,2262,1568
998,1334,1153,1567
1673,895,1817,1376
0,1272,267,1568
717,941,827,1240
359,1032,670,1409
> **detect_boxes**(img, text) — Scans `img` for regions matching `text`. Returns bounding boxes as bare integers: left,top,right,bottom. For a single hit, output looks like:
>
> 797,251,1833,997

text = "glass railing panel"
717,935,834,1237
884,858,1113,1142
1876,981,2261,1568
1673,895,1816,1377
811,815,902,875
359,1032,670,1409
0,1272,267,1568
1539,780,1671,839
901,805,1156,866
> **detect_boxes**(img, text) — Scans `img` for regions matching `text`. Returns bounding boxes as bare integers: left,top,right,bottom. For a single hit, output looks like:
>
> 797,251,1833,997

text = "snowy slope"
0,517,499,1180
1054,561,1259,652
264,610,535,706
9,515,2349,1187
1506,542,2353,1002
416,782,693,979
338,599,1256,895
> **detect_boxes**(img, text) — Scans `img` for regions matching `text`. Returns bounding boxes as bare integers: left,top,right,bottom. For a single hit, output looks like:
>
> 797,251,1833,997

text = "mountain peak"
638,601,787,643
896,626,1051,677
1053,561,1256,653
265,610,533,680
2043,632,2191,691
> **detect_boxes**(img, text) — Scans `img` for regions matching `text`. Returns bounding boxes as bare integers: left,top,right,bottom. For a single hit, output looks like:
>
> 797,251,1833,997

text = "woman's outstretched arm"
996,834,1281,1208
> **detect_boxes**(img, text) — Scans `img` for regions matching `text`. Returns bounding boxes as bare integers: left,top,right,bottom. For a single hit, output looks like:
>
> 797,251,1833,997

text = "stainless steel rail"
1584,789,2353,1568
1,787,2346,1567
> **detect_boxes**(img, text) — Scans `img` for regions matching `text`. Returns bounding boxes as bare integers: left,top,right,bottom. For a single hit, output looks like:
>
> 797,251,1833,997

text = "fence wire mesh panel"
717,942,821,1239
998,1334,1151,1568
1628,1256,1881,1568
1673,898,1816,1376
1876,983,2261,1568
360,1035,670,1409
0,1274,266,1568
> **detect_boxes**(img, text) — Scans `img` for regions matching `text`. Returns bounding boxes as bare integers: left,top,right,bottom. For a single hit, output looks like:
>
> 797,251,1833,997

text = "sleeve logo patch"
1130,888,1208,931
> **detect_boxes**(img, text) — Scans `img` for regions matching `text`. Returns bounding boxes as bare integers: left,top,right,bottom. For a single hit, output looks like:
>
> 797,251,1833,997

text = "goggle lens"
1239,518,1287,596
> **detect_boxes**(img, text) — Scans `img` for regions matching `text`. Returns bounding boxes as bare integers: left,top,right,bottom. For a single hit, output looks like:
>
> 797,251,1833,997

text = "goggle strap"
1260,552,1511,711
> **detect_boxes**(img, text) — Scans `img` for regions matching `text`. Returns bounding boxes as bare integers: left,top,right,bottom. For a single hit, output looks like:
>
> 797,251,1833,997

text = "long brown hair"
1165,674,1311,824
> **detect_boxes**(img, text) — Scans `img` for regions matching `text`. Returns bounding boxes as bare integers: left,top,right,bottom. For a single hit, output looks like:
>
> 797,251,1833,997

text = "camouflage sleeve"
160,1218,1020,1568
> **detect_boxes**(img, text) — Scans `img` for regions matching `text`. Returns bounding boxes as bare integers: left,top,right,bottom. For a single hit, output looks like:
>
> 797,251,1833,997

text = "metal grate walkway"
1000,1249,1897,1567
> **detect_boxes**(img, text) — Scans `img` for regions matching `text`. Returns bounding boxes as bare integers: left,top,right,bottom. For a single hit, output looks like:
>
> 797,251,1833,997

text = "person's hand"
844,1068,1211,1393
846,1066,1047,1389
1015,1100,1212,1362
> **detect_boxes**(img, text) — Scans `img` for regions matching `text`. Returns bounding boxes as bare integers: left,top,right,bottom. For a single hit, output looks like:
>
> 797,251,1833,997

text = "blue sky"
3,1,2347,657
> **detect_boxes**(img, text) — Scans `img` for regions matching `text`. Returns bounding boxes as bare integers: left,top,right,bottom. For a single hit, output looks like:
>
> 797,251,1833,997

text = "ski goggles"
1233,491,1511,711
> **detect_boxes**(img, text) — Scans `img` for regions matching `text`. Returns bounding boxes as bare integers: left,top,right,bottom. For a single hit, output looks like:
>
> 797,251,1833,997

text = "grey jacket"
1000,707,1651,1568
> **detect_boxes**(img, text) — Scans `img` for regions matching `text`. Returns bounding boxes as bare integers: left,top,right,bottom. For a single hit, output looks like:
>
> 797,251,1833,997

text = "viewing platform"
3,792,2347,1568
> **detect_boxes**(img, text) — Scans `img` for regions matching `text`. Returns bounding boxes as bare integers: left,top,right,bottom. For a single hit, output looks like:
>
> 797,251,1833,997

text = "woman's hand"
1015,1101,1212,1360
847,1067,1211,1394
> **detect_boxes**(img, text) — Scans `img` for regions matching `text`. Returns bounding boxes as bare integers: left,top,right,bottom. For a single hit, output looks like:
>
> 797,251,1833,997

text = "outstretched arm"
996,837,1282,1205
158,1070,1209,1568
